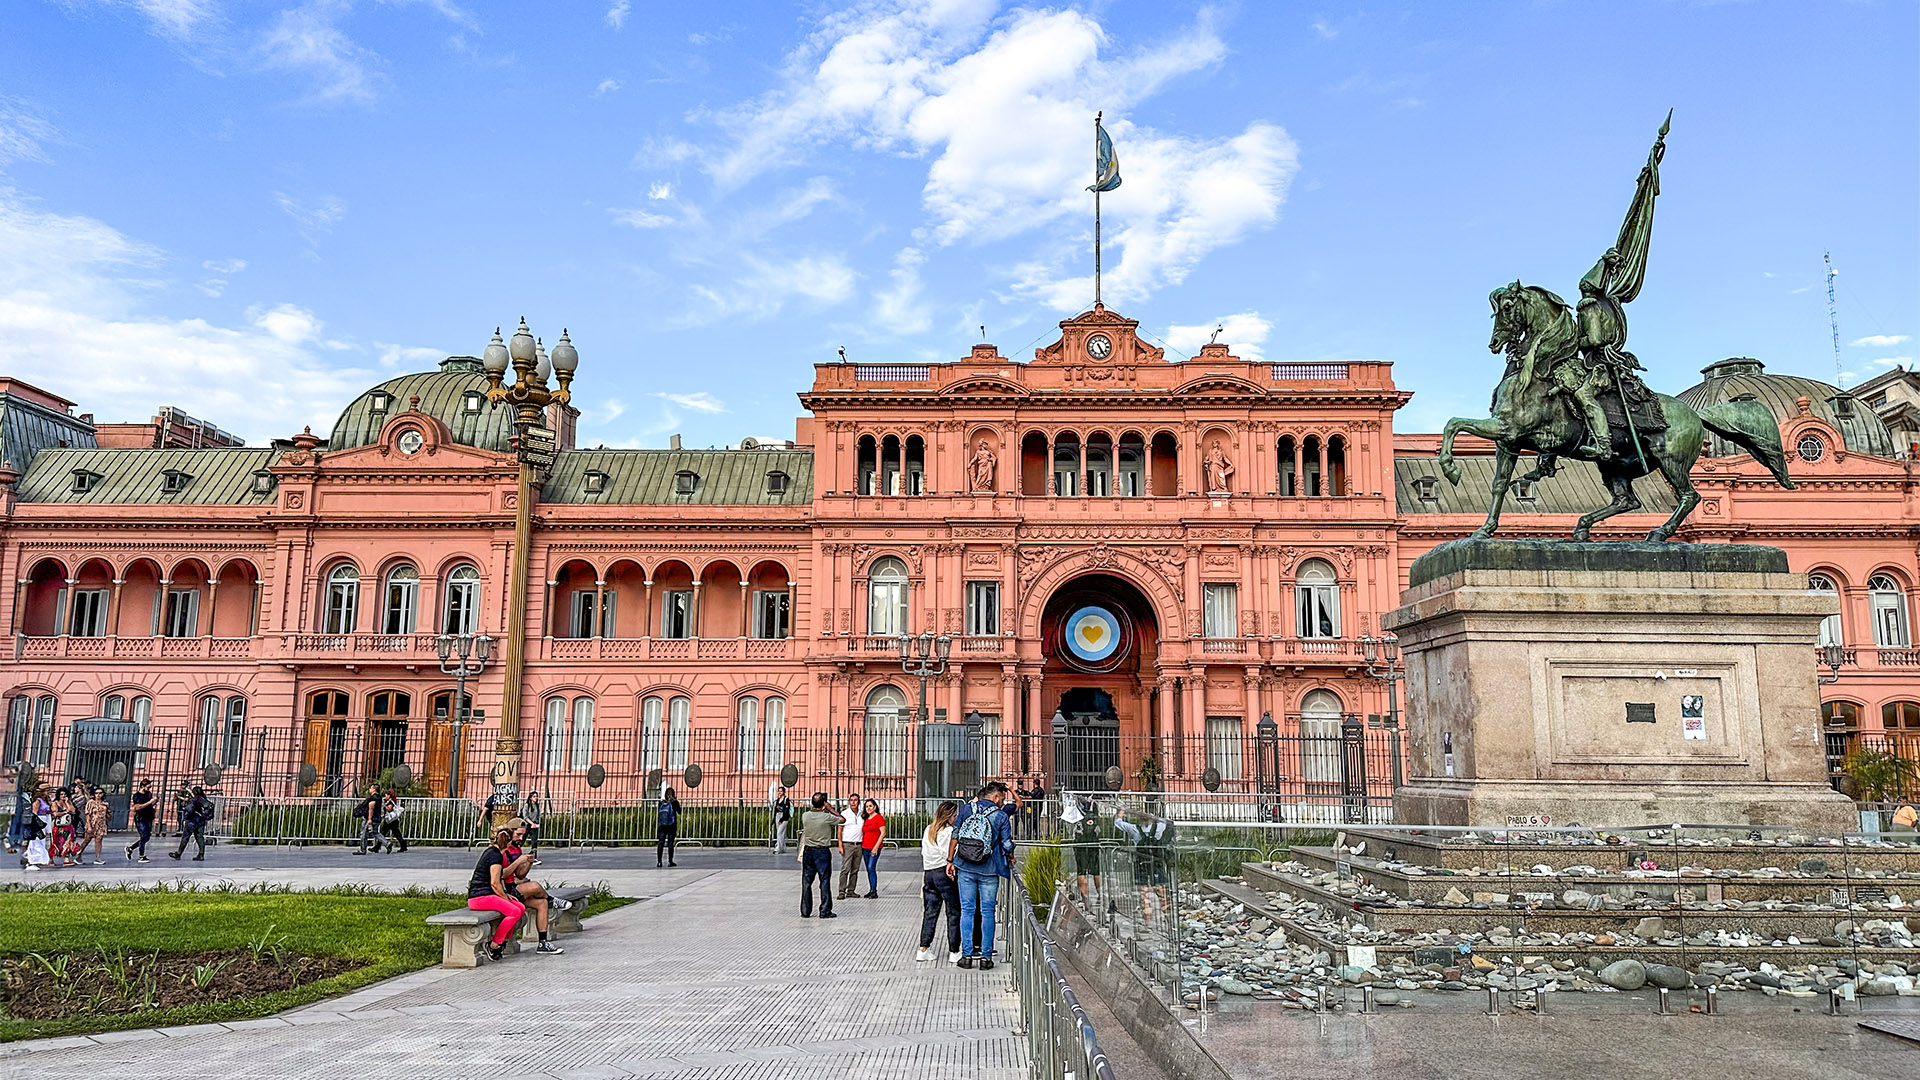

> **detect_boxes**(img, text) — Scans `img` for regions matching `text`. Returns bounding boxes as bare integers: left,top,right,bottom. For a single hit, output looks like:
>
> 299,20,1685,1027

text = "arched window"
323,564,360,634
736,695,760,771
1300,689,1344,783
1808,573,1842,647
763,696,786,771
197,695,245,768
864,684,907,776
543,697,567,771
1871,575,1910,647
571,697,595,771
101,692,154,767
443,565,481,635
1822,700,1863,791
383,565,419,634
667,695,691,769
1295,559,1341,640
1885,701,1920,731
867,557,909,638
5,694,58,766
642,695,665,768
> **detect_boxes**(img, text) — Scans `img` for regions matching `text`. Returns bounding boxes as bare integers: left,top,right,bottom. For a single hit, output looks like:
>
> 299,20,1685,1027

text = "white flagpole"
1094,112,1102,307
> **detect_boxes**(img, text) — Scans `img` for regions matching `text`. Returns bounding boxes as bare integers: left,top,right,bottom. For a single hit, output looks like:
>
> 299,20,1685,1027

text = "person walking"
1026,776,1047,839
797,792,839,919
173,782,192,837
467,827,527,962
353,784,384,855
656,786,681,867
21,787,51,871
949,781,1014,969
5,777,29,855
522,793,543,862
83,783,110,864
379,790,409,853
169,785,212,861
50,788,79,867
125,778,156,862
836,792,864,900
770,784,792,854
917,800,961,962
859,798,886,898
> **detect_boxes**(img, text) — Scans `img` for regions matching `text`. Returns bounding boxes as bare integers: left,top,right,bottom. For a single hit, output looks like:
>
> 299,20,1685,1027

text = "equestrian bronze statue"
1438,114,1796,542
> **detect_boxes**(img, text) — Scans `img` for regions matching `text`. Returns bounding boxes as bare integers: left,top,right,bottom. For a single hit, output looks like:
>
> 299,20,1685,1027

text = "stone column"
594,579,607,638
740,581,752,638
1293,441,1306,499
1156,675,1175,743
204,579,219,636
641,579,653,637
542,579,557,638
107,578,124,638
1318,440,1331,497
690,581,703,639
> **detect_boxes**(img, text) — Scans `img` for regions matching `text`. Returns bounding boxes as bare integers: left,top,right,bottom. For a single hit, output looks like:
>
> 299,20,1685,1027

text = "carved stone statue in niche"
1203,439,1235,492
968,440,997,492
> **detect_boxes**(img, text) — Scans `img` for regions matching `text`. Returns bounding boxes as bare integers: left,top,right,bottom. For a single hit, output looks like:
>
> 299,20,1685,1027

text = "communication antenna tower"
1825,252,1843,387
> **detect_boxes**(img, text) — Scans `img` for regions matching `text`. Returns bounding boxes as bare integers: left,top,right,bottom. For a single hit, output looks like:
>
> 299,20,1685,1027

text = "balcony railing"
536,637,792,662
958,636,1005,654
15,636,258,660
1876,647,1920,667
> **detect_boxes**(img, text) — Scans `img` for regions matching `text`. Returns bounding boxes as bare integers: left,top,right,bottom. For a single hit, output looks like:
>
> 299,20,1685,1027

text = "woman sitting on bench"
504,820,567,955
467,828,526,961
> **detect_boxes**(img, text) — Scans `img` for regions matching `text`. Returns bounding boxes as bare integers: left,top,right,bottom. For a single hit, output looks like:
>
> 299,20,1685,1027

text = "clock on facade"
397,430,424,455
1086,333,1113,361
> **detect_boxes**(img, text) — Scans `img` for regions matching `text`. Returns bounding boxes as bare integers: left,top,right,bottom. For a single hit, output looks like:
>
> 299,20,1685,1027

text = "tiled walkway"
2,869,1029,1080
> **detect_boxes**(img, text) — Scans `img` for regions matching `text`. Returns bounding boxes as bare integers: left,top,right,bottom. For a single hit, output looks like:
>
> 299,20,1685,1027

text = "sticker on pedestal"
1681,695,1706,740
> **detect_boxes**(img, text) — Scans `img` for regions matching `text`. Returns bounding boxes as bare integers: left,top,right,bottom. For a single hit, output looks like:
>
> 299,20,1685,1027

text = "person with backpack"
353,784,384,855
947,781,1014,969
656,786,681,866
378,790,409,853
169,785,213,861
1114,805,1174,928
125,778,156,862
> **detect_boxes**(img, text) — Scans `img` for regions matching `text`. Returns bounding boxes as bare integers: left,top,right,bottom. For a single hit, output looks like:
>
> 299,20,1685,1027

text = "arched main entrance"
1038,573,1162,790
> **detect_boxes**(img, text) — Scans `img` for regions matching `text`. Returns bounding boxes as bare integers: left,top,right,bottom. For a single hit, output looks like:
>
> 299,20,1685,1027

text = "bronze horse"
1439,283,1795,541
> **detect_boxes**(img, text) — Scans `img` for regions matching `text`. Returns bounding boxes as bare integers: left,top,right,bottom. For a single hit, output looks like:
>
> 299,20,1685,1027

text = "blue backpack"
658,800,678,827
953,801,998,864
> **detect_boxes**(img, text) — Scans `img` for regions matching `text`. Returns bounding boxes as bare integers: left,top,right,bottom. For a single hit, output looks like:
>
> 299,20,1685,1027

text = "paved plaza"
1,855,1029,1080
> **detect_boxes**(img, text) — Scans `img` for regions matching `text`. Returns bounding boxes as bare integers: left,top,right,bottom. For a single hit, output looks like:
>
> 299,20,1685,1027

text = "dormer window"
583,470,608,494
368,391,392,413
463,390,484,413
70,469,101,494
1833,395,1855,419
1415,476,1438,502
1512,480,1535,501
251,471,276,495
674,470,699,496
161,469,194,494
766,470,789,496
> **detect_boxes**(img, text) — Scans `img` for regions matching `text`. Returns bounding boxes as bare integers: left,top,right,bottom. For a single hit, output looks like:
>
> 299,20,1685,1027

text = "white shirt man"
837,795,864,899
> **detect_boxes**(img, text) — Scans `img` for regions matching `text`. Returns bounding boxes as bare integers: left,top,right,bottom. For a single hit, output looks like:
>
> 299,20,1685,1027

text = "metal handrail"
1006,870,1117,1080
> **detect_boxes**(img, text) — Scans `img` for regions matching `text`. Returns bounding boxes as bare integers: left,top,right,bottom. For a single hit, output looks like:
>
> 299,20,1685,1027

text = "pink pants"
468,893,526,946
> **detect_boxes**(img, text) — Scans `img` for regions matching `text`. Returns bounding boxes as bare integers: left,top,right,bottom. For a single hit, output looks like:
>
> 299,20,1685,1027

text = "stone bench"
426,907,523,968
547,886,594,935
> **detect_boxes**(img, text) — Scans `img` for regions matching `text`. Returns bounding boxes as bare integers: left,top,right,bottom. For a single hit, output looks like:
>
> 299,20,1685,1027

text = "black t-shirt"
131,791,156,822
469,847,505,898
360,795,382,822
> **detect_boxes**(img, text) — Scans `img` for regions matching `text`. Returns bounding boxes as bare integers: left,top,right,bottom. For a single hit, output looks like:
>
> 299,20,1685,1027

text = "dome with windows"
327,357,516,453
1676,358,1897,458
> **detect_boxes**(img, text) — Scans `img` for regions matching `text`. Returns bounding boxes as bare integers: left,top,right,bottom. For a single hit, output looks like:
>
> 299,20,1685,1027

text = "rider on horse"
1561,247,1658,457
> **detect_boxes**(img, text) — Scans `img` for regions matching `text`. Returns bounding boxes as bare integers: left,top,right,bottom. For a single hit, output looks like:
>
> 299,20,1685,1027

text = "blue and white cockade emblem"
1064,605,1123,664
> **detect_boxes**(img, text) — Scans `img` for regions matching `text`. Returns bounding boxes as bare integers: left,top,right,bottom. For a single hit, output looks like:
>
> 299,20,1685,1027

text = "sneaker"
168,852,180,860
550,897,571,912
980,958,996,971
948,951,962,964
192,854,204,861
93,859,105,865
916,947,932,962
487,943,505,962
863,892,877,899
820,911,837,919
138,856,149,863
124,845,135,861
958,956,976,969
535,941,565,955
352,851,365,856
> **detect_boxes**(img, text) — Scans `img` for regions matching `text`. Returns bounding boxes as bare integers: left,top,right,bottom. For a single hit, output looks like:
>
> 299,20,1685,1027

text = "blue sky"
1,0,1913,447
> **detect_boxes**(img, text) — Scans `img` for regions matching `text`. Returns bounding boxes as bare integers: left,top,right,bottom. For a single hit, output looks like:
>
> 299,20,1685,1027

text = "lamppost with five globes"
435,631,493,799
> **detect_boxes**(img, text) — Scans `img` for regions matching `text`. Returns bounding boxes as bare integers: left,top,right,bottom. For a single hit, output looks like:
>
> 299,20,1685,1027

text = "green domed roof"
1675,358,1896,458
329,358,515,452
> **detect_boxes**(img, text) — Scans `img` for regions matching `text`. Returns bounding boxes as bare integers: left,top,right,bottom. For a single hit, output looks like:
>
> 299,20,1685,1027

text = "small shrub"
1020,844,1064,921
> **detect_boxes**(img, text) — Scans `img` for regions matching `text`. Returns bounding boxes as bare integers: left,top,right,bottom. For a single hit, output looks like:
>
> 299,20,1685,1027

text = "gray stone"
1215,977,1254,996
1597,960,1648,991
1644,963,1690,990
1633,917,1664,939
1407,537,1788,588
1860,978,1901,997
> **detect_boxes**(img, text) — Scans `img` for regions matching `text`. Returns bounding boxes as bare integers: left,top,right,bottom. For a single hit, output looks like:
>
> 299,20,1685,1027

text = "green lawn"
0,883,635,1042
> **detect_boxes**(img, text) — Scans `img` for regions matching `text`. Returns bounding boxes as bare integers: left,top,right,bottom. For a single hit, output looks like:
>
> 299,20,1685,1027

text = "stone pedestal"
1383,539,1852,835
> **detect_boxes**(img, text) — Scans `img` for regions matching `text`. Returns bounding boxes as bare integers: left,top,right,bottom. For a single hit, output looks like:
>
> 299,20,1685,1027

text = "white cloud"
872,246,930,334
1311,17,1337,40
0,97,57,166
691,3,1292,311
375,342,446,369
648,180,673,200
128,0,220,40
606,0,630,30
196,278,228,297
611,207,673,229
1852,334,1911,348
1165,311,1273,361
659,391,725,413
274,191,347,245
202,257,247,274
1871,356,1913,370
680,253,856,327
595,77,623,96
251,302,323,344
0,187,371,440
258,2,381,106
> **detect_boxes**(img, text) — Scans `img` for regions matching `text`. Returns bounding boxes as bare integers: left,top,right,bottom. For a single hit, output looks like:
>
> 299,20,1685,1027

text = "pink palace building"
2,307,1917,813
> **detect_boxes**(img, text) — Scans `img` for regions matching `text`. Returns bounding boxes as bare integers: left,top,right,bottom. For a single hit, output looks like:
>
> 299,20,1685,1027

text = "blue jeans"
957,870,1000,958
862,848,880,893
800,846,834,916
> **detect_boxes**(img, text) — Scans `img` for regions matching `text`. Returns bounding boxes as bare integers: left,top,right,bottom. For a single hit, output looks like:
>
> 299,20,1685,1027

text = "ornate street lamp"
1816,642,1846,686
435,631,493,800
481,319,578,824
898,631,953,724
1359,633,1406,791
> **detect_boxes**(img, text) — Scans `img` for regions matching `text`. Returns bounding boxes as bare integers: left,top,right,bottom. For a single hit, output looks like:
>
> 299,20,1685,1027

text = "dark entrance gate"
1054,687,1121,792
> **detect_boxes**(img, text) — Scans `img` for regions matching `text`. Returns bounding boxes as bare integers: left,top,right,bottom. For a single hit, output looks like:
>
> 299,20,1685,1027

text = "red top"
862,812,885,850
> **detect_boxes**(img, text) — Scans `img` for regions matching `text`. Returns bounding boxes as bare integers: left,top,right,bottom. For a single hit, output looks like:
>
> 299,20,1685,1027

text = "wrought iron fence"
1004,867,1118,1080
